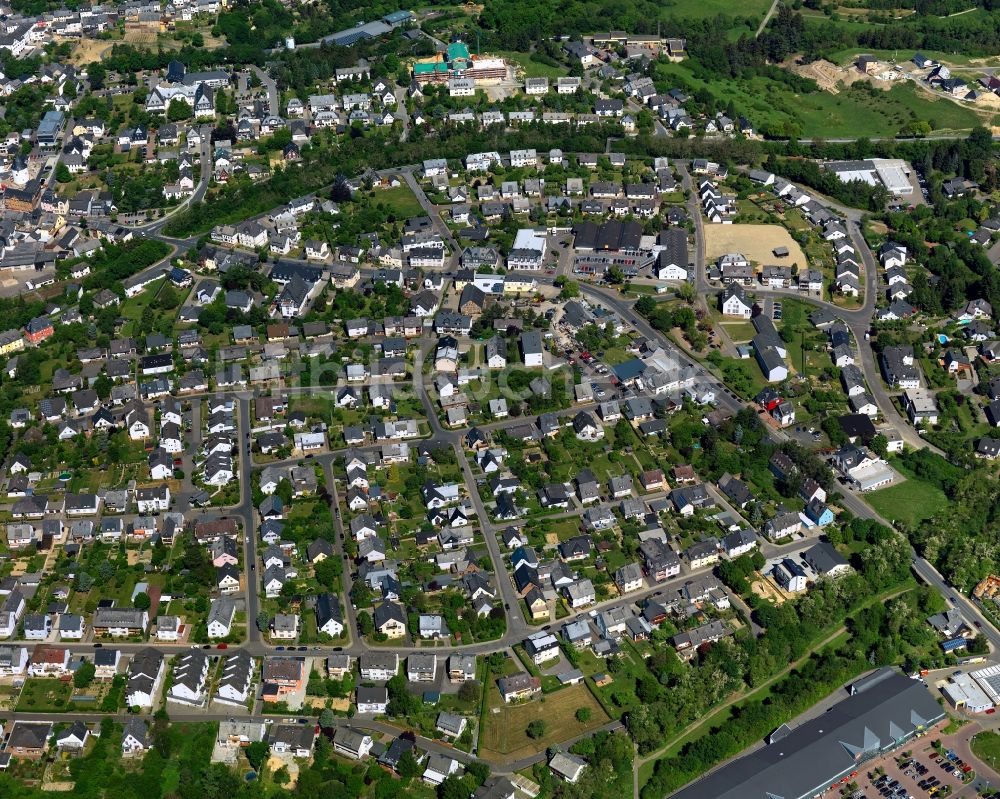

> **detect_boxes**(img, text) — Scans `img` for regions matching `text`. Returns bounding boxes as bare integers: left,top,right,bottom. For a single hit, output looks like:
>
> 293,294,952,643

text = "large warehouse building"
670,669,945,799
824,158,914,196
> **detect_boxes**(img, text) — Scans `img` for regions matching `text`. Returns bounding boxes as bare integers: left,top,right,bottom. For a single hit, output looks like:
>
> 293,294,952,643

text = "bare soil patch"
703,223,809,270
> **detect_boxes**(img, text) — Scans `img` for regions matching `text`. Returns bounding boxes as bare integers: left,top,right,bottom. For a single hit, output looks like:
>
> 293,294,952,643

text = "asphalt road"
0,155,984,781
247,65,279,118
131,126,213,236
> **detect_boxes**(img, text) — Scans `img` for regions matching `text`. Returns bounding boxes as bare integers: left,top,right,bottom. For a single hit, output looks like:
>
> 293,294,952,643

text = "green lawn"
652,59,981,139
823,46,988,68
972,731,1000,772
377,184,423,218
865,476,948,527
719,321,756,343
539,517,585,542
15,679,73,712
494,50,568,79
661,0,772,22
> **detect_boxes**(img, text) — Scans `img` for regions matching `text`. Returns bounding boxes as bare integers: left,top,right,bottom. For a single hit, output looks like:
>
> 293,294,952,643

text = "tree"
246,741,269,770
458,680,480,703
439,776,471,799
969,634,989,655
93,373,112,400
465,761,490,786
357,612,374,636
559,279,580,299
256,612,269,632
387,674,420,717
318,708,336,729
158,284,180,310
397,749,420,779
526,719,547,739
167,99,192,121
55,163,71,183
869,433,888,458
97,561,115,583
276,478,294,506
133,591,151,611
575,707,591,723
88,61,107,90
314,558,341,591
74,660,96,688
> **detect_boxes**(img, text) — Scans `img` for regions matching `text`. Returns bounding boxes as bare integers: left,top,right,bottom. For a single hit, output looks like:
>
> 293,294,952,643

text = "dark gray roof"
804,541,849,574
670,671,944,799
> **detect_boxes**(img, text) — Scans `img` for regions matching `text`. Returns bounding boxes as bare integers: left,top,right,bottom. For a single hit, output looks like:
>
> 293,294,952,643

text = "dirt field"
59,36,113,66
123,30,159,47
703,224,809,269
791,58,903,93
266,754,299,788
480,683,608,761
751,577,790,605
305,697,350,711
792,59,864,94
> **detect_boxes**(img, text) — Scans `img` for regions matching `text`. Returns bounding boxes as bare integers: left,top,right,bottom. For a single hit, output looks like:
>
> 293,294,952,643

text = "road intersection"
2,155,993,790
90,156,1000,659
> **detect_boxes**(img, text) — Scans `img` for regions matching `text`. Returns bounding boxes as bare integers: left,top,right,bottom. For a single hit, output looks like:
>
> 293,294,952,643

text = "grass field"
479,683,609,760
719,321,756,342
652,60,980,138
971,731,1000,772
377,184,424,218
823,47,989,68
865,476,948,527
16,679,73,712
495,50,568,79
660,0,772,22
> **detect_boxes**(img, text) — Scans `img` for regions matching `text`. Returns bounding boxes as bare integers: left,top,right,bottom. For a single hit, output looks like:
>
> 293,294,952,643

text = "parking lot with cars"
854,746,975,799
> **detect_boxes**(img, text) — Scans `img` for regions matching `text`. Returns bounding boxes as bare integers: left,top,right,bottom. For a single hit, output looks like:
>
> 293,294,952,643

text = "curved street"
0,150,987,795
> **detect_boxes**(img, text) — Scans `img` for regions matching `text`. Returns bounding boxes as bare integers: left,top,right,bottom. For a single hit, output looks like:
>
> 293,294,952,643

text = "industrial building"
941,671,993,714
671,669,944,799
824,158,914,196
322,10,413,47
